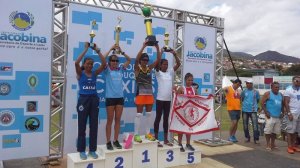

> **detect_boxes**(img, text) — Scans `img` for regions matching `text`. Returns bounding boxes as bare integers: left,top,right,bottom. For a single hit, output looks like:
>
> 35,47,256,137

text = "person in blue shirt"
75,42,106,160
261,81,283,150
103,44,131,150
241,79,260,144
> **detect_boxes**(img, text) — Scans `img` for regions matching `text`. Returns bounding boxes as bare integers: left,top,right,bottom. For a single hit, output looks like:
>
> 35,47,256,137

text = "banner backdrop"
182,23,216,139
0,0,52,160
64,3,175,153
169,94,218,134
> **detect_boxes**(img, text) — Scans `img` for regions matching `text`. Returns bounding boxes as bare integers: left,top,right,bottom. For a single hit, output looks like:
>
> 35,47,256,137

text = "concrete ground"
3,131,300,168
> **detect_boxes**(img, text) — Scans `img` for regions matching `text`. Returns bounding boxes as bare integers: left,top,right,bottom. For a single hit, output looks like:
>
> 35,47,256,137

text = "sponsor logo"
194,36,207,50
25,117,40,131
9,11,34,31
2,134,21,148
0,83,11,95
0,110,15,126
78,105,84,111
186,36,213,60
27,74,38,89
0,66,12,71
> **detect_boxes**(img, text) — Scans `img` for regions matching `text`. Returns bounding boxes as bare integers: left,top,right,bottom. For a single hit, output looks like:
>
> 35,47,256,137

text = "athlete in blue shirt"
75,42,106,160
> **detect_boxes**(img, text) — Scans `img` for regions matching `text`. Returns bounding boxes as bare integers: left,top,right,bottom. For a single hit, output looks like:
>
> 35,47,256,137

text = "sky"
133,0,300,58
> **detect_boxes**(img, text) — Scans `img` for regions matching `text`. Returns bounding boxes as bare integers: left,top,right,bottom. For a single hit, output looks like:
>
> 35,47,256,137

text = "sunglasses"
110,59,119,63
141,59,149,62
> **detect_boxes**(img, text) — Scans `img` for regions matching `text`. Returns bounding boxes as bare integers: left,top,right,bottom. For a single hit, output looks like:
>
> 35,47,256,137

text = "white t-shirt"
155,69,174,101
284,85,300,115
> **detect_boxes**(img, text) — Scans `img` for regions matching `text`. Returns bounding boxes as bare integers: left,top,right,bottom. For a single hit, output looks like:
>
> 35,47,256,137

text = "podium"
67,152,105,168
132,137,158,168
98,145,133,168
157,143,181,168
67,137,201,168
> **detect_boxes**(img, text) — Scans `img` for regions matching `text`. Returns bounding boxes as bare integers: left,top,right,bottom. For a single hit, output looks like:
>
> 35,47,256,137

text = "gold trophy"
114,17,122,54
163,32,172,52
141,1,158,46
89,20,96,48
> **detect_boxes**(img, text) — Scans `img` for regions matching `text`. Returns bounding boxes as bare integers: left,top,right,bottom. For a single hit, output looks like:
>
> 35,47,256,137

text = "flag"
169,94,219,134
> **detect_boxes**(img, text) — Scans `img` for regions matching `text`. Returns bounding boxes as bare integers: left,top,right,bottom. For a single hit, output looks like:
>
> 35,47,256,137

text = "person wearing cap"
241,79,260,144
284,76,300,154
224,79,242,142
261,81,283,150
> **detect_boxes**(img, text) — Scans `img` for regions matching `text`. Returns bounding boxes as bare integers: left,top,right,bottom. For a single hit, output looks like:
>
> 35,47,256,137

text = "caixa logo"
9,11,34,31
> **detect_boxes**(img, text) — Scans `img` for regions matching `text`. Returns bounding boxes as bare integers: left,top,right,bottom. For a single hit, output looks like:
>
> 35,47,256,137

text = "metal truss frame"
49,0,224,160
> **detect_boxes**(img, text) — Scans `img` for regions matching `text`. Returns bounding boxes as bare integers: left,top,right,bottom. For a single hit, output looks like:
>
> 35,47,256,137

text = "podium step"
98,144,133,168
67,152,105,168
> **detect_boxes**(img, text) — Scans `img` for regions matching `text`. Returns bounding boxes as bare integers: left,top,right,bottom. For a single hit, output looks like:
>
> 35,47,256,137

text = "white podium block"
178,148,201,165
157,143,181,168
67,152,105,168
98,145,133,168
132,137,158,168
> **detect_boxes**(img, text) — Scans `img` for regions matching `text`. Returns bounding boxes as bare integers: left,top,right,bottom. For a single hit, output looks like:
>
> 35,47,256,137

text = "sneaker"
145,133,156,141
106,141,114,150
134,134,142,143
245,138,250,142
186,144,195,151
287,147,295,154
88,151,98,159
179,143,185,152
157,142,163,147
228,136,235,142
232,135,238,142
254,140,260,144
113,140,122,149
79,152,87,160
292,146,300,152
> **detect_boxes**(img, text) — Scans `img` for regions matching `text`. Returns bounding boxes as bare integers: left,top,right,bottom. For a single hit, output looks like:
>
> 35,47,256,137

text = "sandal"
164,141,173,146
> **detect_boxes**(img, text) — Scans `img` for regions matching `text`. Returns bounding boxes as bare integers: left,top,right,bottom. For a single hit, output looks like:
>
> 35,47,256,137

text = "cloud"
133,0,300,58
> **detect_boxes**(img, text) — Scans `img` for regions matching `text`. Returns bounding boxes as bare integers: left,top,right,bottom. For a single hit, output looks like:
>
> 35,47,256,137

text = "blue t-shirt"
266,91,282,117
241,89,260,112
78,71,97,95
104,65,125,98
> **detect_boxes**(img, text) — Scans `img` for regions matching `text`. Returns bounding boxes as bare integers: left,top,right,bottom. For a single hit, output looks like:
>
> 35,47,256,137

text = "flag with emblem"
169,94,219,134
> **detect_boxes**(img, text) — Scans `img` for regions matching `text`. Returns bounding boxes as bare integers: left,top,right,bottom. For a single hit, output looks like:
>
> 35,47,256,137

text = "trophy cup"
89,20,96,48
163,32,172,52
141,2,158,46
113,17,122,54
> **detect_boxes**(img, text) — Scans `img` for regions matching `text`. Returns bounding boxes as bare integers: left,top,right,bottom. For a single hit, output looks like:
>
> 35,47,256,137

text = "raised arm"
94,44,106,75
149,43,161,70
134,41,147,71
171,49,181,71
75,42,89,77
118,46,131,69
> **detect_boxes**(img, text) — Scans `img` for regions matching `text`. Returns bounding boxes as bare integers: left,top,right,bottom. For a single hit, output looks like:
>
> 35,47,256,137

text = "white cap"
245,79,253,83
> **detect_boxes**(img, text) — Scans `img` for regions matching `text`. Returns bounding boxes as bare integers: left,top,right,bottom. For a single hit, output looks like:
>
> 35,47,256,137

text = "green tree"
283,64,300,75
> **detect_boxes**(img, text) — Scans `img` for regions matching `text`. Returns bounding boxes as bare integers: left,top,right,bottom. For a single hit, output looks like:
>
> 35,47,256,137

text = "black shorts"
105,98,124,106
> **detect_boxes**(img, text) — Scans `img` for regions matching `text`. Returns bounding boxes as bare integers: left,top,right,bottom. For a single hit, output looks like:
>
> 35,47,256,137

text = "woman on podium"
133,41,161,143
104,44,131,150
176,73,197,152
75,42,106,160
154,48,181,147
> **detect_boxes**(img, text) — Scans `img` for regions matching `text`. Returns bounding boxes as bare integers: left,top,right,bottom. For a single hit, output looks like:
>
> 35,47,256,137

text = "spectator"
241,79,260,144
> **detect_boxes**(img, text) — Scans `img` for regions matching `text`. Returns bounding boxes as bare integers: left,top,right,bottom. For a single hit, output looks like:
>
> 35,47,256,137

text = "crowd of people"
224,76,300,154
